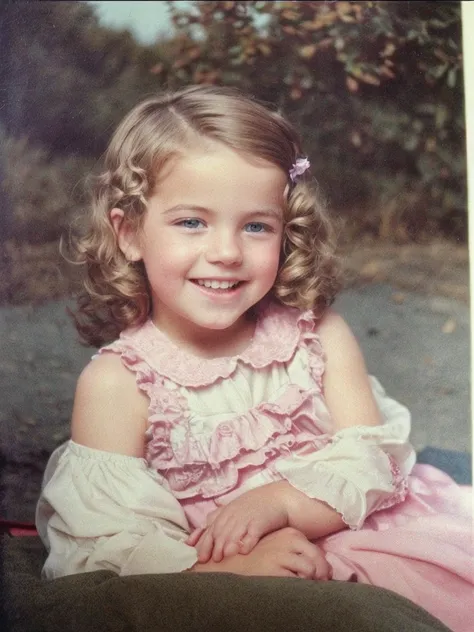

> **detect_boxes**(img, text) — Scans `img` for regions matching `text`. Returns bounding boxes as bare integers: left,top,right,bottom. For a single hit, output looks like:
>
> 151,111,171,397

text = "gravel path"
0,284,470,522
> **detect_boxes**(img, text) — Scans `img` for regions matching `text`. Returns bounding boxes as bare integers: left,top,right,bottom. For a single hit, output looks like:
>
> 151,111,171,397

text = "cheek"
253,241,282,274
143,234,193,267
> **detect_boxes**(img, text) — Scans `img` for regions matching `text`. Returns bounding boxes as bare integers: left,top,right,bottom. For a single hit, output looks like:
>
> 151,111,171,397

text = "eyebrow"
163,204,283,222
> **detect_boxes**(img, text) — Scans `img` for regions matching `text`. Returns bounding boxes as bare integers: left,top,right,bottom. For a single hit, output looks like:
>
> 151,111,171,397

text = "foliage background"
0,0,467,304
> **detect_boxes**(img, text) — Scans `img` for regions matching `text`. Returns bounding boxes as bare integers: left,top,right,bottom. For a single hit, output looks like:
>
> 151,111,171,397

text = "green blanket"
2,534,452,632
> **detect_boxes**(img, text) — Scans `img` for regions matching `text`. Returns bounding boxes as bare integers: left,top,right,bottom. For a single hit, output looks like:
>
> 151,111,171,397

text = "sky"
88,1,190,44
87,1,269,43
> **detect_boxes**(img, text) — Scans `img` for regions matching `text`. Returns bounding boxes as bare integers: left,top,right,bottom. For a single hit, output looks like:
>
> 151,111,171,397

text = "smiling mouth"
191,280,244,290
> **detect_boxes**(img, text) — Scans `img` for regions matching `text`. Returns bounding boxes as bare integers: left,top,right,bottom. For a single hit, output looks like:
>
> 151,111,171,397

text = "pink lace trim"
296,309,326,390
110,302,325,388
375,456,409,512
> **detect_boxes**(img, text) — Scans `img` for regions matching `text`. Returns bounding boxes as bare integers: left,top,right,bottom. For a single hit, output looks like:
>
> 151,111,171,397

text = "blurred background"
0,1,470,521
0,0,468,304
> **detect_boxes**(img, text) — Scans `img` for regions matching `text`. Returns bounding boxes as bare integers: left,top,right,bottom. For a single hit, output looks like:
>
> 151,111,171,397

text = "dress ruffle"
274,424,413,529
141,384,331,499
295,308,326,390
101,302,322,388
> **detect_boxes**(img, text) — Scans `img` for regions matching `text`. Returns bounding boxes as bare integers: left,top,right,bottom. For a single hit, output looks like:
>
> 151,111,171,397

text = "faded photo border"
461,1,473,459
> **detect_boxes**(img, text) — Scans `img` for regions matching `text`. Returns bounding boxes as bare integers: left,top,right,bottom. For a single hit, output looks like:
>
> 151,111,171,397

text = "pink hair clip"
289,157,310,183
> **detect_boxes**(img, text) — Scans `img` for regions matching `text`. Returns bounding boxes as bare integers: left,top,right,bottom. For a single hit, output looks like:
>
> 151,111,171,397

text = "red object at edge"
0,519,38,537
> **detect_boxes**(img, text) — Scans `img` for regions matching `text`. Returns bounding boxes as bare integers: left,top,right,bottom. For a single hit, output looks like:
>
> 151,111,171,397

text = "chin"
192,309,251,329
193,317,242,331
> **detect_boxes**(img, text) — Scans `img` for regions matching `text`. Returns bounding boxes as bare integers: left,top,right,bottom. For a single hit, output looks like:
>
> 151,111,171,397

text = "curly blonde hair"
69,85,342,347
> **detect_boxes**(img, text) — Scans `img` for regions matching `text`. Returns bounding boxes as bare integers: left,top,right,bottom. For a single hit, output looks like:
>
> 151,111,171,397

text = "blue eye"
245,222,268,233
179,219,203,229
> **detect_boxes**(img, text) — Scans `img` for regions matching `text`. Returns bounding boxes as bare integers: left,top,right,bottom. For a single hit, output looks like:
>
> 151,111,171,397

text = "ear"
109,208,142,261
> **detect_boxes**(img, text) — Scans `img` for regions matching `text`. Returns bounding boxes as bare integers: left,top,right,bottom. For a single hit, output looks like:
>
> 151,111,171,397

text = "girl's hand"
186,484,290,563
190,527,332,581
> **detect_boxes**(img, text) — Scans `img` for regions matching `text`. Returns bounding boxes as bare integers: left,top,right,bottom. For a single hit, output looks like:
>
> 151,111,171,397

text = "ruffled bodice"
99,301,415,529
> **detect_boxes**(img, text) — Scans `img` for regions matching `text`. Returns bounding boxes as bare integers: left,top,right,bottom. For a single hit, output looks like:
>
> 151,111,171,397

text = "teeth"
196,280,239,289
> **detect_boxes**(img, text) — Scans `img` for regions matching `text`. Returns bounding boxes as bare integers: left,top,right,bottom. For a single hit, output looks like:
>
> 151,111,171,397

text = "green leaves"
158,0,464,238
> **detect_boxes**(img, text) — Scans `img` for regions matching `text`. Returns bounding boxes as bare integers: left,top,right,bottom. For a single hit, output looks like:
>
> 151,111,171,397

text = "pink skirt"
320,464,473,632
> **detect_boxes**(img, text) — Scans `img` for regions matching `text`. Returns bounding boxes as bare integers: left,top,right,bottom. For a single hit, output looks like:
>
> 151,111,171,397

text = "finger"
186,527,205,547
238,530,260,555
238,520,265,555
209,519,232,562
222,540,240,559
296,543,331,581
277,568,299,578
211,536,225,563
212,524,244,562
313,554,332,581
210,516,246,561
282,553,315,580
292,538,322,559
196,529,215,563
263,566,297,579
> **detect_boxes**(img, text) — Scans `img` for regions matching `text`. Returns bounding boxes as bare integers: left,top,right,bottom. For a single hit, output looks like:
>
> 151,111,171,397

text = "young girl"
36,85,472,630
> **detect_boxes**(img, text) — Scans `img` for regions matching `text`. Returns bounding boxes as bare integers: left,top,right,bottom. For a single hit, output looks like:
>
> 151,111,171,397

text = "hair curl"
275,182,342,314
68,85,342,347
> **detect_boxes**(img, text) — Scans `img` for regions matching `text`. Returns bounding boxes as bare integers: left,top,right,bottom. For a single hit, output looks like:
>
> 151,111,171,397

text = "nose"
204,228,243,266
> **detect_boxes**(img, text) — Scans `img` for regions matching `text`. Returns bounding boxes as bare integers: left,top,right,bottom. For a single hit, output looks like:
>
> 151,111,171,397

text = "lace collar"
117,301,312,388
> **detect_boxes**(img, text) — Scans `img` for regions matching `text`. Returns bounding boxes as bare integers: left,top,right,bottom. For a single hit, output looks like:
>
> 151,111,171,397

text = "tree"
0,1,164,156
153,1,465,238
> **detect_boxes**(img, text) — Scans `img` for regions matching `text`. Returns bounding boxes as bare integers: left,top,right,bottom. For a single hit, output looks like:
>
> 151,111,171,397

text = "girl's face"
115,143,287,353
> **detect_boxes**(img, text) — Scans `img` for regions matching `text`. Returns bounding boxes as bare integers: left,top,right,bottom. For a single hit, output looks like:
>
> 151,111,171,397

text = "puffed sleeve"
273,377,417,530
35,440,198,579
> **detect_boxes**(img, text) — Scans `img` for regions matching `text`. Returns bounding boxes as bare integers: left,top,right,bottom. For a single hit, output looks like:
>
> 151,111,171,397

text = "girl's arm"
278,308,383,539
39,353,200,578
315,309,382,432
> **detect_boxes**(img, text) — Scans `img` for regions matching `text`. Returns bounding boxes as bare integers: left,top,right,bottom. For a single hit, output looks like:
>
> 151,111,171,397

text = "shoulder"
75,352,148,412
316,309,360,358
316,307,368,372
315,309,382,429
76,350,138,393
71,352,149,457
